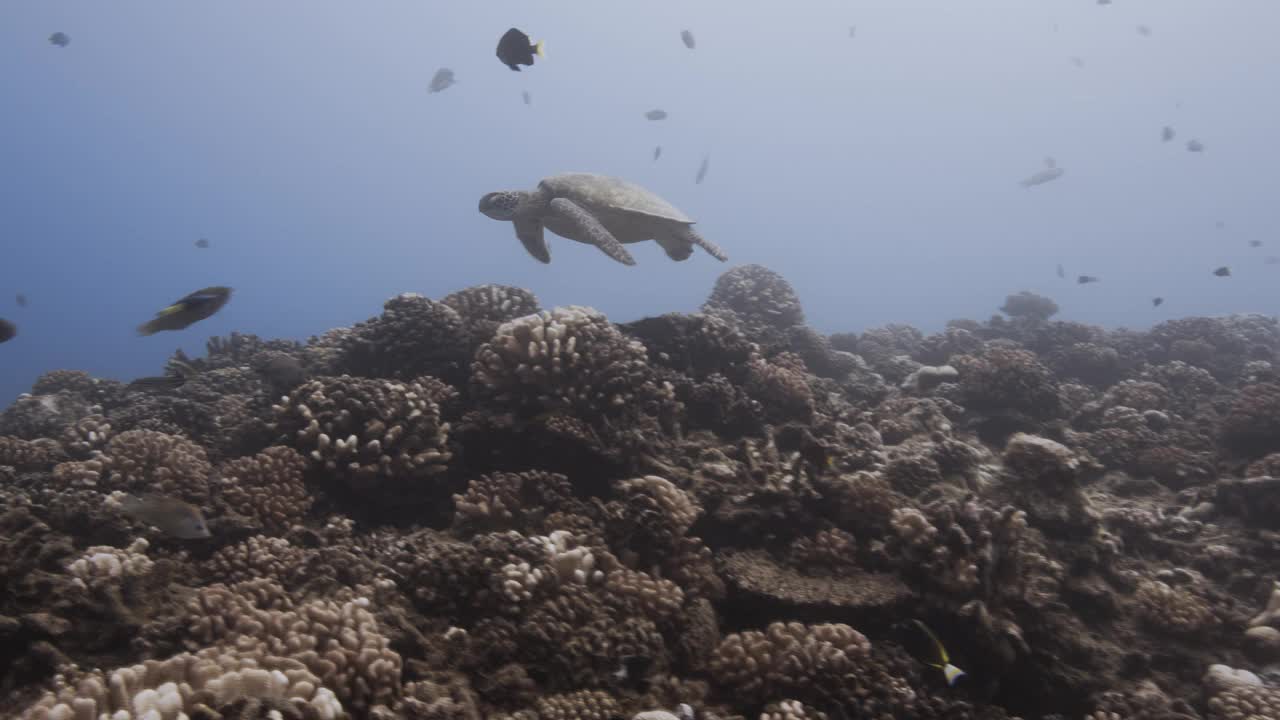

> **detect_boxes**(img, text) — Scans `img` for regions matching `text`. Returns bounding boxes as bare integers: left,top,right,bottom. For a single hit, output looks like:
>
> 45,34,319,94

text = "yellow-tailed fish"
137,286,232,336
912,619,966,686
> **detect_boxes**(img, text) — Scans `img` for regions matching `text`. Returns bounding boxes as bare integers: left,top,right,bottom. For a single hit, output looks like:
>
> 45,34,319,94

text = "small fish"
195,238,209,249
1070,56,1085,68
1162,126,1175,142
428,68,456,93
653,146,662,161
1249,240,1263,248
681,30,696,49
1136,25,1152,37
0,318,16,344
496,28,544,72
1152,297,1164,307
127,375,187,392
1187,139,1205,152
1077,275,1099,284
849,26,857,39
119,494,211,539
1020,157,1064,188
911,620,966,687
1097,0,1111,5
1266,256,1280,265
138,286,232,336
522,91,532,106
1056,263,1065,279
16,293,28,308
1213,266,1231,277
1216,220,1226,230
645,109,668,121
695,155,710,184
49,32,70,47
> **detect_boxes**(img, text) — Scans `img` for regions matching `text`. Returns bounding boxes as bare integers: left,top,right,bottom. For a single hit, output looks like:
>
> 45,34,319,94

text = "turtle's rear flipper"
515,218,551,263
676,225,728,261
656,232,694,261
549,198,636,266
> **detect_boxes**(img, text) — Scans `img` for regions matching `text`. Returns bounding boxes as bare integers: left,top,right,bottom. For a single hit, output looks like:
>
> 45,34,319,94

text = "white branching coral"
65,538,154,589
536,529,604,585
471,306,657,419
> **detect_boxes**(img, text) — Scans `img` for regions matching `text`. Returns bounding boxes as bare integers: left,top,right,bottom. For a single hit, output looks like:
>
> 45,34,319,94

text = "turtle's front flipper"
675,225,728,261
515,218,551,263
549,198,636,266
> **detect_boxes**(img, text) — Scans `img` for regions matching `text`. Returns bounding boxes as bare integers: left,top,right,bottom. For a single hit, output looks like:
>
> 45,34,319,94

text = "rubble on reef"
1,274,1279,720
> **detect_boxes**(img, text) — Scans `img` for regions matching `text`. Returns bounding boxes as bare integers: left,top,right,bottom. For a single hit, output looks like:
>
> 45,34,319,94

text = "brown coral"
214,446,312,532
272,374,453,489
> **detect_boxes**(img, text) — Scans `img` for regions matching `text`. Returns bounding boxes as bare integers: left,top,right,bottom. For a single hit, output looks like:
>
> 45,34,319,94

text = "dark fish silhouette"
138,286,232,336
653,146,662,161
849,26,857,39
1187,139,1205,152
1077,275,1099,284
645,109,668,121
1070,56,1085,68
195,238,209,249
681,30,696,49
0,319,15,344
1162,126,1175,142
696,155,710,184
1136,25,1152,37
16,293,28,308
522,91,532,106
1266,256,1280,265
1248,240,1262,248
1056,263,1065,279
496,28,544,71
1213,266,1231,277
1020,157,1064,187
428,68,456,93
1152,297,1164,307
49,32,70,47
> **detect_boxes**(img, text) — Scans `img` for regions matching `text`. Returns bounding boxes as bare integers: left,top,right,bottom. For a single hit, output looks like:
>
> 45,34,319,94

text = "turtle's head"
479,191,527,221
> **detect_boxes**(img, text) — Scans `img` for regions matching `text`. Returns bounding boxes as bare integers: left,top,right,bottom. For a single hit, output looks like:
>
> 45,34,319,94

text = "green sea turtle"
478,172,729,266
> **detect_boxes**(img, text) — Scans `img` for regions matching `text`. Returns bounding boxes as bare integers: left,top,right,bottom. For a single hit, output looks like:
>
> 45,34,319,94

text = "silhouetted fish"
1070,56,1085,68
428,68,456,93
1056,263,1065,279
496,28,544,71
1152,297,1164,307
15,293,27,308
1213,266,1231,277
1020,157,1064,188
849,26,857,39
522,91,532,106
195,238,209,249
1136,25,1152,37
645,109,668,121
1249,240,1263,248
1162,126,1175,142
653,146,662,161
49,32,70,47
1187,139,1205,152
696,155,710,184
0,319,15,344
681,30,696,49
1078,275,1099,284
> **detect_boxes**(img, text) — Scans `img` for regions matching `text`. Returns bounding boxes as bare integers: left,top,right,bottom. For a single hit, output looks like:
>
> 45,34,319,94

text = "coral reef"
3,270,1278,720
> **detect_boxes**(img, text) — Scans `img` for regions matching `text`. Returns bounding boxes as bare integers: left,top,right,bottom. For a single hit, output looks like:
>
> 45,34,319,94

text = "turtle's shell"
539,173,694,226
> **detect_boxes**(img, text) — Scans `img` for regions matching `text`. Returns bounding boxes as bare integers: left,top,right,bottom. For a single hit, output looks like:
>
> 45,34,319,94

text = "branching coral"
101,429,213,503
441,283,541,349
338,292,470,379
709,622,872,704
621,312,759,384
1000,291,1059,322
17,647,344,720
272,374,453,489
472,306,671,425
214,446,312,531
951,345,1061,420
1221,383,1280,457
702,264,805,330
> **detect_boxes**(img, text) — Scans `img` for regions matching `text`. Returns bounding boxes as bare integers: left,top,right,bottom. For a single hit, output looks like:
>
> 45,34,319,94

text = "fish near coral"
118,494,211,539
137,286,232,336
0,318,16,344
910,619,967,686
